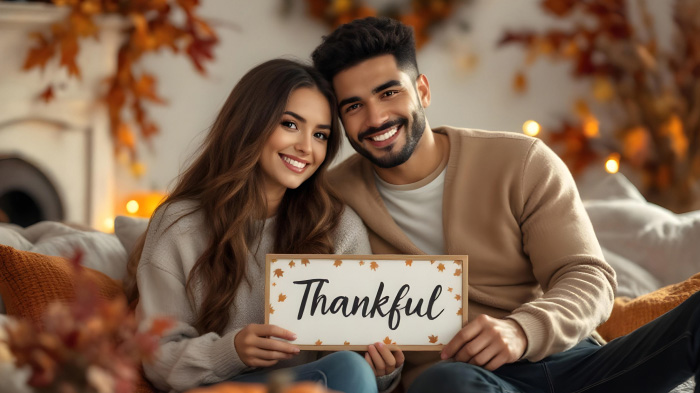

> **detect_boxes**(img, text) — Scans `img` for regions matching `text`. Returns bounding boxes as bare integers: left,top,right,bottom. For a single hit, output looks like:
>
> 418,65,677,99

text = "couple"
127,17,700,393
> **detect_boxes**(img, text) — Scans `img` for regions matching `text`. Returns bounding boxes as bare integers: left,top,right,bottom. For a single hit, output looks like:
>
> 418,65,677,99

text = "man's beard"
348,107,426,169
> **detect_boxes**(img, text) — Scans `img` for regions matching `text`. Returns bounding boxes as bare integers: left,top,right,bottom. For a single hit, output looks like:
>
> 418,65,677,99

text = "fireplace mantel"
0,2,122,231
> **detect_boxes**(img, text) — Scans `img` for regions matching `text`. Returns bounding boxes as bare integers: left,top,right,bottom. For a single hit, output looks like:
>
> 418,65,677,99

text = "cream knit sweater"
329,126,617,386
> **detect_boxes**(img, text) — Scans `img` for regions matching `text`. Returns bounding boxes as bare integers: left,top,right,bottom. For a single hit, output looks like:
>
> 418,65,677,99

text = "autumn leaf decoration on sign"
22,0,219,170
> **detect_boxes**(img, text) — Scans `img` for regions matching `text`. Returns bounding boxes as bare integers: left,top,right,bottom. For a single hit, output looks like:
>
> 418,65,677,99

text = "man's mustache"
358,118,407,142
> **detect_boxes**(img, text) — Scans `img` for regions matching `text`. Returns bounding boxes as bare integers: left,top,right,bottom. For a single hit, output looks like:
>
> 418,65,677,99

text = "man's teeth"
282,156,306,169
371,127,398,142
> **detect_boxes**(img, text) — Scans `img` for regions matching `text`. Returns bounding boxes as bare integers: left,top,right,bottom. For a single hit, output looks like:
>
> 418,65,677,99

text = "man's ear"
416,74,431,108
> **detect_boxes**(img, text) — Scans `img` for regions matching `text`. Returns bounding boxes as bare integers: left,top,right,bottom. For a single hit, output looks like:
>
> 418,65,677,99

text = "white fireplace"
0,2,119,230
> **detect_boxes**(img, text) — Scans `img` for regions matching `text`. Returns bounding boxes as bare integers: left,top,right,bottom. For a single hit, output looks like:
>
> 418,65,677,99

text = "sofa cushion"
596,272,700,342
0,245,122,327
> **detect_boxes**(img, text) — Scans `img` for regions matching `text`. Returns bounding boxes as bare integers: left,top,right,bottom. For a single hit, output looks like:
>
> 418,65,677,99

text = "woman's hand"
364,341,405,377
234,324,300,367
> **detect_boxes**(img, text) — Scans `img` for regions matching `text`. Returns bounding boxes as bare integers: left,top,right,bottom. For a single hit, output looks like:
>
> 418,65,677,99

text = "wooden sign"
265,254,468,351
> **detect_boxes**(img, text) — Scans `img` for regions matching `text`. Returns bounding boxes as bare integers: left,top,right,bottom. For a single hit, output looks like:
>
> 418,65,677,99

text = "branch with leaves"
292,0,470,48
22,0,219,170
499,0,700,211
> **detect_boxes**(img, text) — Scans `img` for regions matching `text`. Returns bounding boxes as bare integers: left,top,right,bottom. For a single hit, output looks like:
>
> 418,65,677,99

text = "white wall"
112,0,671,198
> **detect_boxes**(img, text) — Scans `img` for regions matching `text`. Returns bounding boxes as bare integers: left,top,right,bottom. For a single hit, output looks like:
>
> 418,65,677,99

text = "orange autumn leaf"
69,11,98,38
301,259,310,266
38,86,55,103
272,283,276,287
133,74,166,103
59,33,80,79
289,261,296,268
278,294,287,302
454,260,462,265
455,294,461,301
344,341,350,345
437,263,445,272
457,308,463,316
334,260,342,267
454,269,462,276
315,339,323,345
273,268,284,278
269,305,275,314
513,71,527,93
430,260,435,265
117,123,136,150
428,335,438,344
271,259,277,263
370,262,379,271
448,287,453,292
359,261,365,266
405,260,413,266
383,336,394,345
149,318,174,336
23,33,55,71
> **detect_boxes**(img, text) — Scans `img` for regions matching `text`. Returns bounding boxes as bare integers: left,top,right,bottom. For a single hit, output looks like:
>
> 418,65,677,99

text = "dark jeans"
409,291,700,393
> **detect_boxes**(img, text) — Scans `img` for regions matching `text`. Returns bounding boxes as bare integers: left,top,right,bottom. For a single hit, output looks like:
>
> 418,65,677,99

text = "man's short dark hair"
312,17,419,83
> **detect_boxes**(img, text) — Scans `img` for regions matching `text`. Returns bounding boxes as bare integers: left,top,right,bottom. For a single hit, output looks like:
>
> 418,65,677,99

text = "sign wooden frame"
265,254,468,351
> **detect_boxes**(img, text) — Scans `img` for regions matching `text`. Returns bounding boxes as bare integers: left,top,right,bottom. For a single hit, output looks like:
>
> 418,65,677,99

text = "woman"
124,59,402,393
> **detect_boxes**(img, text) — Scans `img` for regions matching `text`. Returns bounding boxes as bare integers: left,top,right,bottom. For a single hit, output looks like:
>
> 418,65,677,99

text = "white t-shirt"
374,164,446,255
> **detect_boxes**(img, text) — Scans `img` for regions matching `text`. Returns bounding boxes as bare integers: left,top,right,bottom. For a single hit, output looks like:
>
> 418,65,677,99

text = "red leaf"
38,85,55,103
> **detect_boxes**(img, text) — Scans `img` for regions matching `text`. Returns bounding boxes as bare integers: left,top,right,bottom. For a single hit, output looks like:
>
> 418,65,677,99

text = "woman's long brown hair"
123,59,344,335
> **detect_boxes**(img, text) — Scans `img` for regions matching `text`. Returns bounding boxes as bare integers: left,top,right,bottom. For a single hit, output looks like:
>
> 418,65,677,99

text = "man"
312,16,700,392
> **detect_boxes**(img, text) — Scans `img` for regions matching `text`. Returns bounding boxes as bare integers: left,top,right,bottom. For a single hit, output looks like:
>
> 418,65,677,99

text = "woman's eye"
282,121,297,130
314,132,329,141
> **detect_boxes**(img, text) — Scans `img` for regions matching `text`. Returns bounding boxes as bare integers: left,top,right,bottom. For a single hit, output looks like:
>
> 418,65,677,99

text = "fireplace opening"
0,156,64,227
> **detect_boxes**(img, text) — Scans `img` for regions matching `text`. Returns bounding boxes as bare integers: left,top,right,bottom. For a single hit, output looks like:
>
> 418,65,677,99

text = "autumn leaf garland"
22,0,219,167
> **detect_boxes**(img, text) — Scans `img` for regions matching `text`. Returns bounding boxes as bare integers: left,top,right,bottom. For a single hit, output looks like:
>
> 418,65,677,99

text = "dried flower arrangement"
499,0,700,212
18,0,219,168
0,252,171,393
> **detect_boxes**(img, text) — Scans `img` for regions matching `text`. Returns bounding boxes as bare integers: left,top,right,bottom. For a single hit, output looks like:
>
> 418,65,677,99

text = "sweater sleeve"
333,206,372,254
136,203,248,392
506,140,617,361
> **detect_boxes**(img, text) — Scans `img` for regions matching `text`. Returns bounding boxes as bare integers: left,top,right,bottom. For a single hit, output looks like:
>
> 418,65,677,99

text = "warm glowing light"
126,200,140,214
103,217,115,232
522,120,541,137
605,153,620,174
583,116,600,138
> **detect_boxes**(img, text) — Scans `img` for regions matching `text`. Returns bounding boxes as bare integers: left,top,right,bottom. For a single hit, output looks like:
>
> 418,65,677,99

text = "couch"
1,172,699,392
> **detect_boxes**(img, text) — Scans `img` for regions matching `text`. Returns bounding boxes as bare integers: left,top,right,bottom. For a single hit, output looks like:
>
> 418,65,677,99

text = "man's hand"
440,315,527,371
364,341,405,377
234,324,300,367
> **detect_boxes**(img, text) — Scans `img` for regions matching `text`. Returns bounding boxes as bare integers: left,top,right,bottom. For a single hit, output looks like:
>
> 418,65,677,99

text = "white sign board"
265,254,468,351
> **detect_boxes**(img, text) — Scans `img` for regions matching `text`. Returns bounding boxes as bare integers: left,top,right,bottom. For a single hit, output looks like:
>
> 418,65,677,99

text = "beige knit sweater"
329,126,617,385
